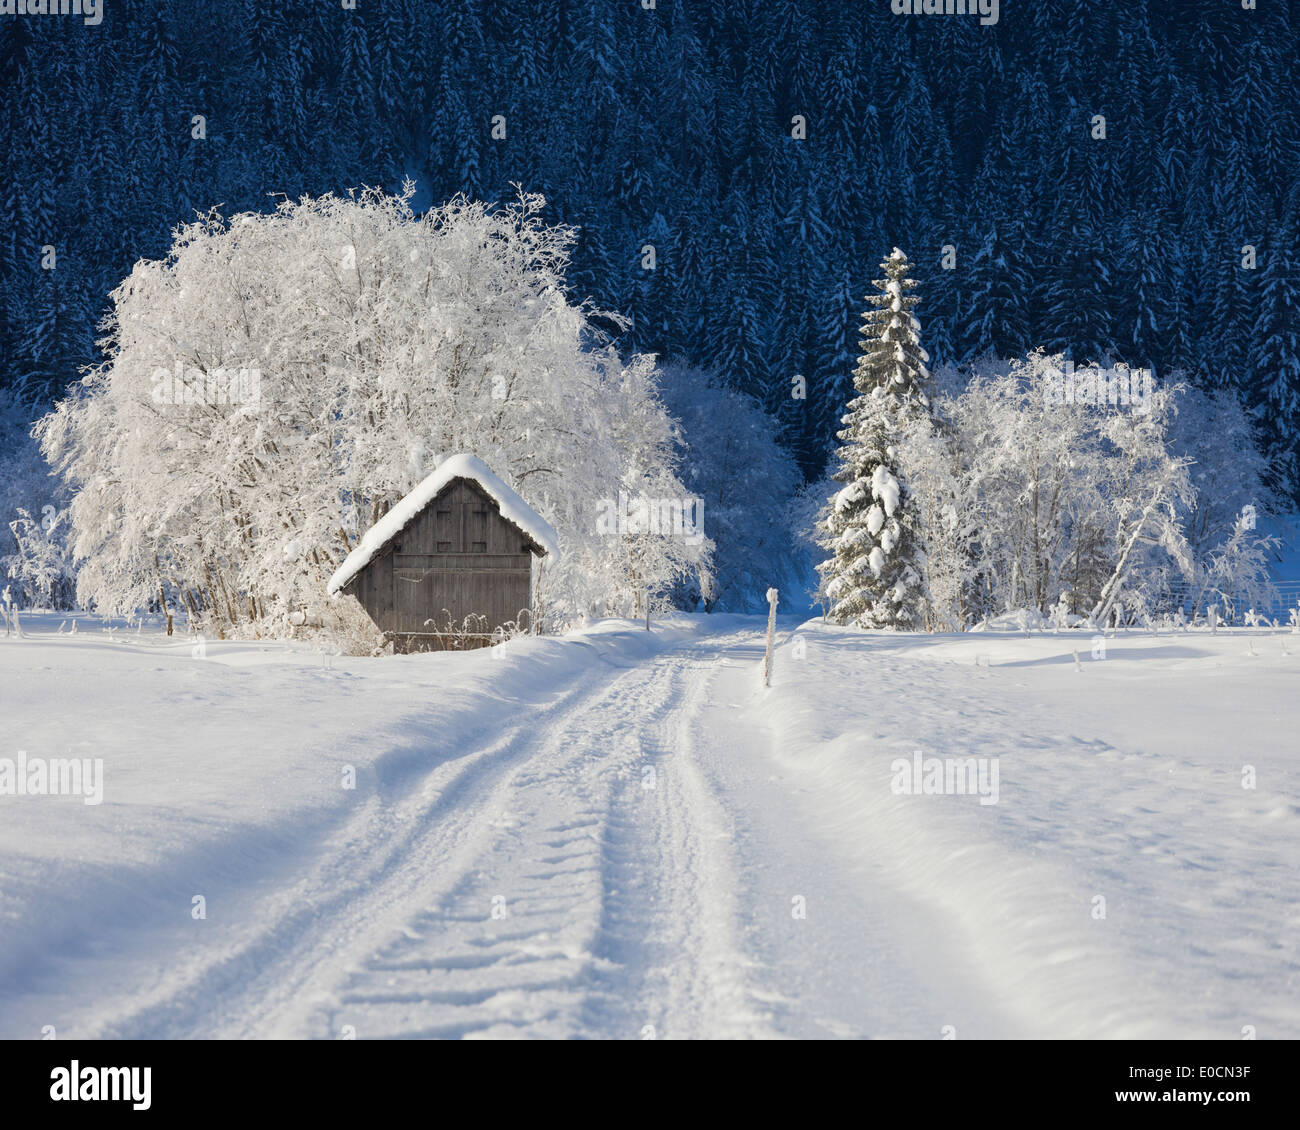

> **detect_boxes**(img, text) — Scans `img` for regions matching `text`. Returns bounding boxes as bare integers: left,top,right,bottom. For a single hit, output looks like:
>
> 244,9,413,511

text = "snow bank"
745,620,1300,1038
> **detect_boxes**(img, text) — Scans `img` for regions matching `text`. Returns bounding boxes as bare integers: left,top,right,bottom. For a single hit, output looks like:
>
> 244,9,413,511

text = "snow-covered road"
1,615,1297,1038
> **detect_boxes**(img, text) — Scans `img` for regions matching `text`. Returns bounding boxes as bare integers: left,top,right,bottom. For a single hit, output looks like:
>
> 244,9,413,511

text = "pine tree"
817,249,934,630
1252,228,1300,494
961,221,1031,361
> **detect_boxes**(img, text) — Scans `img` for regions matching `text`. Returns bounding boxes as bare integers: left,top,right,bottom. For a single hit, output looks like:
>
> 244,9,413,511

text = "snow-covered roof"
327,454,559,595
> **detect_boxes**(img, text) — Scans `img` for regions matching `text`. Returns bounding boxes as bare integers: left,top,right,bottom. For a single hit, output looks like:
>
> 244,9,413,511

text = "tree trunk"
154,554,173,636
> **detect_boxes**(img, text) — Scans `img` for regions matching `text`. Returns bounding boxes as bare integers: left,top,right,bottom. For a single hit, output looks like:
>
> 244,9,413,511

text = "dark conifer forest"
3,0,1297,482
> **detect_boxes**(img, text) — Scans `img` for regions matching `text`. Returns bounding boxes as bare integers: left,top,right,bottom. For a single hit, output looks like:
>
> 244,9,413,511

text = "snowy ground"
0,612,1296,1039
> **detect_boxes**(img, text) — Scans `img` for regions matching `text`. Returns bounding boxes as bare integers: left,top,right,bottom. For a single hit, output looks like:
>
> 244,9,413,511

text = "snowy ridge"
328,454,559,595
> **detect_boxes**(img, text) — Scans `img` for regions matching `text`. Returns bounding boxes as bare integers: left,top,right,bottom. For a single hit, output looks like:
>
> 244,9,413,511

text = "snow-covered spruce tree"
817,248,934,629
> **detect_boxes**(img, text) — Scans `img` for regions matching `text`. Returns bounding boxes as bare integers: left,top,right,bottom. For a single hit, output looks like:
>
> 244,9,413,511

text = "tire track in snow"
96,653,645,1038
582,638,777,1038
323,638,769,1039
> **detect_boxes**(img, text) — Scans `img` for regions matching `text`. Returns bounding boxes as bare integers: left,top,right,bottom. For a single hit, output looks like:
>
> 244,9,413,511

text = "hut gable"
328,454,558,596
327,455,558,650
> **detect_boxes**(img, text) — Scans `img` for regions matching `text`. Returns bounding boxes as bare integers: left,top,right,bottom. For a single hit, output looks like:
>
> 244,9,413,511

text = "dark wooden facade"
342,478,544,651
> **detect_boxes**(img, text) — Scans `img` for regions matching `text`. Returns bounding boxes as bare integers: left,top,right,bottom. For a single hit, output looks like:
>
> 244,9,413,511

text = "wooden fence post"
763,587,778,687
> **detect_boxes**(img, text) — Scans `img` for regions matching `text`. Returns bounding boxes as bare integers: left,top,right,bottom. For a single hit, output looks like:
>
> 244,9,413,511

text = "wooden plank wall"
346,477,536,646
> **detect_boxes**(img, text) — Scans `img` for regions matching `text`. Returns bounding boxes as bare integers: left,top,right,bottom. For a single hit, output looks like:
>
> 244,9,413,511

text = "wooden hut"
328,454,558,652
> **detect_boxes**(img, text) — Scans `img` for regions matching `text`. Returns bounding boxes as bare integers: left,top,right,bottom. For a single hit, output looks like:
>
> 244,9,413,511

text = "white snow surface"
1,613,1298,1039
328,454,559,595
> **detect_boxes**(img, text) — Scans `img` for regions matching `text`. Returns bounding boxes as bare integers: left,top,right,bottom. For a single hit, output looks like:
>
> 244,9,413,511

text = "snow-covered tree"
897,353,1197,627
817,248,934,629
1162,381,1282,621
1192,511,1279,625
656,364,803,612
597,381,714,625
36,184,709,640
3,508,74,609
0,390,75,609
891,393,975,630
1166,381,1281,565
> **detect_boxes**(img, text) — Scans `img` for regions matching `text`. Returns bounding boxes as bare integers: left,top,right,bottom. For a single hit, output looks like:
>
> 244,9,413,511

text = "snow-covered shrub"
4,509,76,609
36,184,709,638
292,594,387,657
656,364,803,612
0,391,75,609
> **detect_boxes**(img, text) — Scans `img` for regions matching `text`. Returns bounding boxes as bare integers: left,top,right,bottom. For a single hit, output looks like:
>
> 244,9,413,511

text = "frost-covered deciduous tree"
895,353,1200,627
657,365,803,612
36,184,708,639
1088,394,1197,626
4,509,74,609
805,350,1277,632
600,386,714,625
891,402,975,630
1193,512,1280,624
1161,382,1282,620
1167,382,1282,562
817,248,934,629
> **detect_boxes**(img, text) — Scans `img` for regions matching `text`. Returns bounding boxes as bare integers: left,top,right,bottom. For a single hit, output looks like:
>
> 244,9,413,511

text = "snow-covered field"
1,613,1296,1039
